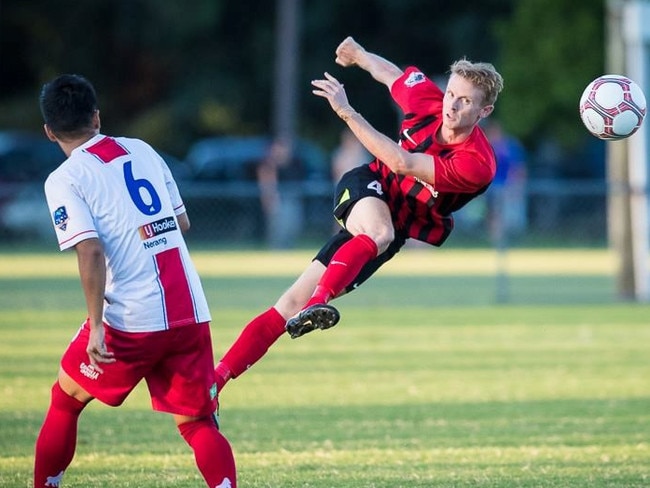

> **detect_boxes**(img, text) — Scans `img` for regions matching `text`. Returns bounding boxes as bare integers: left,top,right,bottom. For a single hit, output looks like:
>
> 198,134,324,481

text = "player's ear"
479,105,494,119
93,109,101,130
43,124,58,142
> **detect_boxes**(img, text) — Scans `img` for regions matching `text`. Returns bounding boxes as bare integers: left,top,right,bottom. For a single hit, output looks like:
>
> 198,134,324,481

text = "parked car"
0,184,54,240
185,135,328,183
0,131,66,241
0,130,66,184
0,132,188,241
181,136,332,242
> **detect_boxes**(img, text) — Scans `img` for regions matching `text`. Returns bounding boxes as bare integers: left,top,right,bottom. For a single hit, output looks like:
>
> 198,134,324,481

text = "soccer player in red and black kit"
214,36,504,390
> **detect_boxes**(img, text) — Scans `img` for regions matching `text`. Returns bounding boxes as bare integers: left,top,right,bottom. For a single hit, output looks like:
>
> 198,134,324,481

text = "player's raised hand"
311,72,354,118
335,36,363,67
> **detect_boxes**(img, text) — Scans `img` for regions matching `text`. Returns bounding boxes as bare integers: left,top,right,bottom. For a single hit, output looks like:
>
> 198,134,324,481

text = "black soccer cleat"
285,304,341,339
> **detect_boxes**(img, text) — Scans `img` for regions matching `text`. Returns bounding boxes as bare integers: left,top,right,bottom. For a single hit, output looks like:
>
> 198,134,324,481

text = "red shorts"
61,320,217,417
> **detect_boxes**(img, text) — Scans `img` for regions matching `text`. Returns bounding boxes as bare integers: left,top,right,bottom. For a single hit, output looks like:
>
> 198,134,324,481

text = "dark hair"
39,74,98,138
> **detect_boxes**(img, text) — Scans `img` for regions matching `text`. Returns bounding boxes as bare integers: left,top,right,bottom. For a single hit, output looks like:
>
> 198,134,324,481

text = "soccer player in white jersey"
33,74,236,488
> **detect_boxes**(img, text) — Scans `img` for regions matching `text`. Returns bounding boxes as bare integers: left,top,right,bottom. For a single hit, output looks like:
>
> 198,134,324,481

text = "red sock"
34,382,87,488
216,307,286,390
306,234,378,307
179,418,237,488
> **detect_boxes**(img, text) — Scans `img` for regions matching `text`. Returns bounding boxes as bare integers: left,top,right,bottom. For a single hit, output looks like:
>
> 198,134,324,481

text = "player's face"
442,74,490,131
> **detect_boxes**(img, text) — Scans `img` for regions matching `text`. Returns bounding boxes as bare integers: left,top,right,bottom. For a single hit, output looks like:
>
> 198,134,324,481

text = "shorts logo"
53,206,69,231
337,188,351,207
79,362,100,380
404,71,426,87
139,216,177,240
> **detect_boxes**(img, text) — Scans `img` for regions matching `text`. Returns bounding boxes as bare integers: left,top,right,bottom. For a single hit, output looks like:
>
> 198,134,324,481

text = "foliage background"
0,0,604,159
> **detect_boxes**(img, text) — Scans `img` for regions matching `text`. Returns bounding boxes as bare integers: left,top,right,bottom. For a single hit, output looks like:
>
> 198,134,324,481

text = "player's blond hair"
450,59,504,106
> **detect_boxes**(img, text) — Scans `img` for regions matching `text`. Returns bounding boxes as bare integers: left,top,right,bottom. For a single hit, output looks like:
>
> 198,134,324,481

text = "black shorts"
332,164,389,225
314,165,407,295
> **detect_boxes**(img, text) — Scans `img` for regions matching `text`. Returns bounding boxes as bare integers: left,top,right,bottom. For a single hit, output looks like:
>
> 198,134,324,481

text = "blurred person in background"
257,137,306,249
34,74,236,488
331,127,372,184
214,36,503,393
483,119,528,243
330,127,372,232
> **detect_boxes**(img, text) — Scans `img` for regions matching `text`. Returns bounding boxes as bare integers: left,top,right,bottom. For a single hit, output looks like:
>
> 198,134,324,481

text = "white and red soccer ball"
579,74,646,140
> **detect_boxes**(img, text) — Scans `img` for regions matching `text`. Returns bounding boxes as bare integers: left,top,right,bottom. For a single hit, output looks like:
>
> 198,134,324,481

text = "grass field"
1,248,649,487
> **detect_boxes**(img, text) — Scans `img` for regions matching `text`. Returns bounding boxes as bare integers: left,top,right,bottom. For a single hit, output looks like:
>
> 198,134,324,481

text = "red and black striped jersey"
368,66,496,246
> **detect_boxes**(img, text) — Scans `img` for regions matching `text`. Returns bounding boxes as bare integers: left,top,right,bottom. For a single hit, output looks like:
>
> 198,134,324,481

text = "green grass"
1,249,649,487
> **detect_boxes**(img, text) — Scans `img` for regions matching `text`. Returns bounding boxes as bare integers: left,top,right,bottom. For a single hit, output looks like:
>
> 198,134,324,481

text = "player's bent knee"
368,228,394,255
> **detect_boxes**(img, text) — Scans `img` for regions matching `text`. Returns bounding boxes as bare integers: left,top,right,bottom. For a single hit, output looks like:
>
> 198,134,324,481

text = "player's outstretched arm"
312,72,434,184
335,36,403,89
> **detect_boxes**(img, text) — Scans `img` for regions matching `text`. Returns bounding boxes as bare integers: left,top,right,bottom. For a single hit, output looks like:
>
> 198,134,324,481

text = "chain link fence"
172,178,611,249
0,178,614,249
0,178,624,305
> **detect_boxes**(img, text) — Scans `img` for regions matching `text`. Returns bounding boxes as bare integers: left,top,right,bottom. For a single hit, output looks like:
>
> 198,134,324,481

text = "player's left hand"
312,72,354,117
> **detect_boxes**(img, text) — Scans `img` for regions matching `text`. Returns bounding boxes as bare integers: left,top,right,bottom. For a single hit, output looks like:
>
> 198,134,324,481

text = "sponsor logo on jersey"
143,237,168,249
404,71,426,87
139,216,177,240
53,206,69,231
414,177,439,198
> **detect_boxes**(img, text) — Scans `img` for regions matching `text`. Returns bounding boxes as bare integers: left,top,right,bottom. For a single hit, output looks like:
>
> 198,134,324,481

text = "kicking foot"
285,304,340,339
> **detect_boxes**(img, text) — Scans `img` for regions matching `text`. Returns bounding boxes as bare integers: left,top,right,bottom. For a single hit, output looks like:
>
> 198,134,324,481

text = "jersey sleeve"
44,171,98,251
433,149,496,193
390,66,444,123
158,155,186,216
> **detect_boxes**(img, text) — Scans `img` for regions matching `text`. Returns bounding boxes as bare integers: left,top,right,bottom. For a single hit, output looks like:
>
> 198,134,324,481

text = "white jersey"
44,134,211,332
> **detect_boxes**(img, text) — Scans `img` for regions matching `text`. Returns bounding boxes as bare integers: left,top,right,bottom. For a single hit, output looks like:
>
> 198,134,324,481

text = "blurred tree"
494,0,605,149
6,0,607,163
299,0,513,146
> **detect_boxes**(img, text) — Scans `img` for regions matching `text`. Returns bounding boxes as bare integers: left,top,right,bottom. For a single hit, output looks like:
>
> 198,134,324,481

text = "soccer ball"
579,74,646,140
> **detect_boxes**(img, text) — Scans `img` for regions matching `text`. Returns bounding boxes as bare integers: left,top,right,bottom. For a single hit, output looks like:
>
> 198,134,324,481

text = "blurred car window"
0,131,66,241
184,136,328,183
0,131,65,183
179,136,331,243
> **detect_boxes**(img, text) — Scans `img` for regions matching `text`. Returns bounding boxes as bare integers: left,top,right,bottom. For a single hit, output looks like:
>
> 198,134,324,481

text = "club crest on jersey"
404,71,426,87
53,206,69,231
